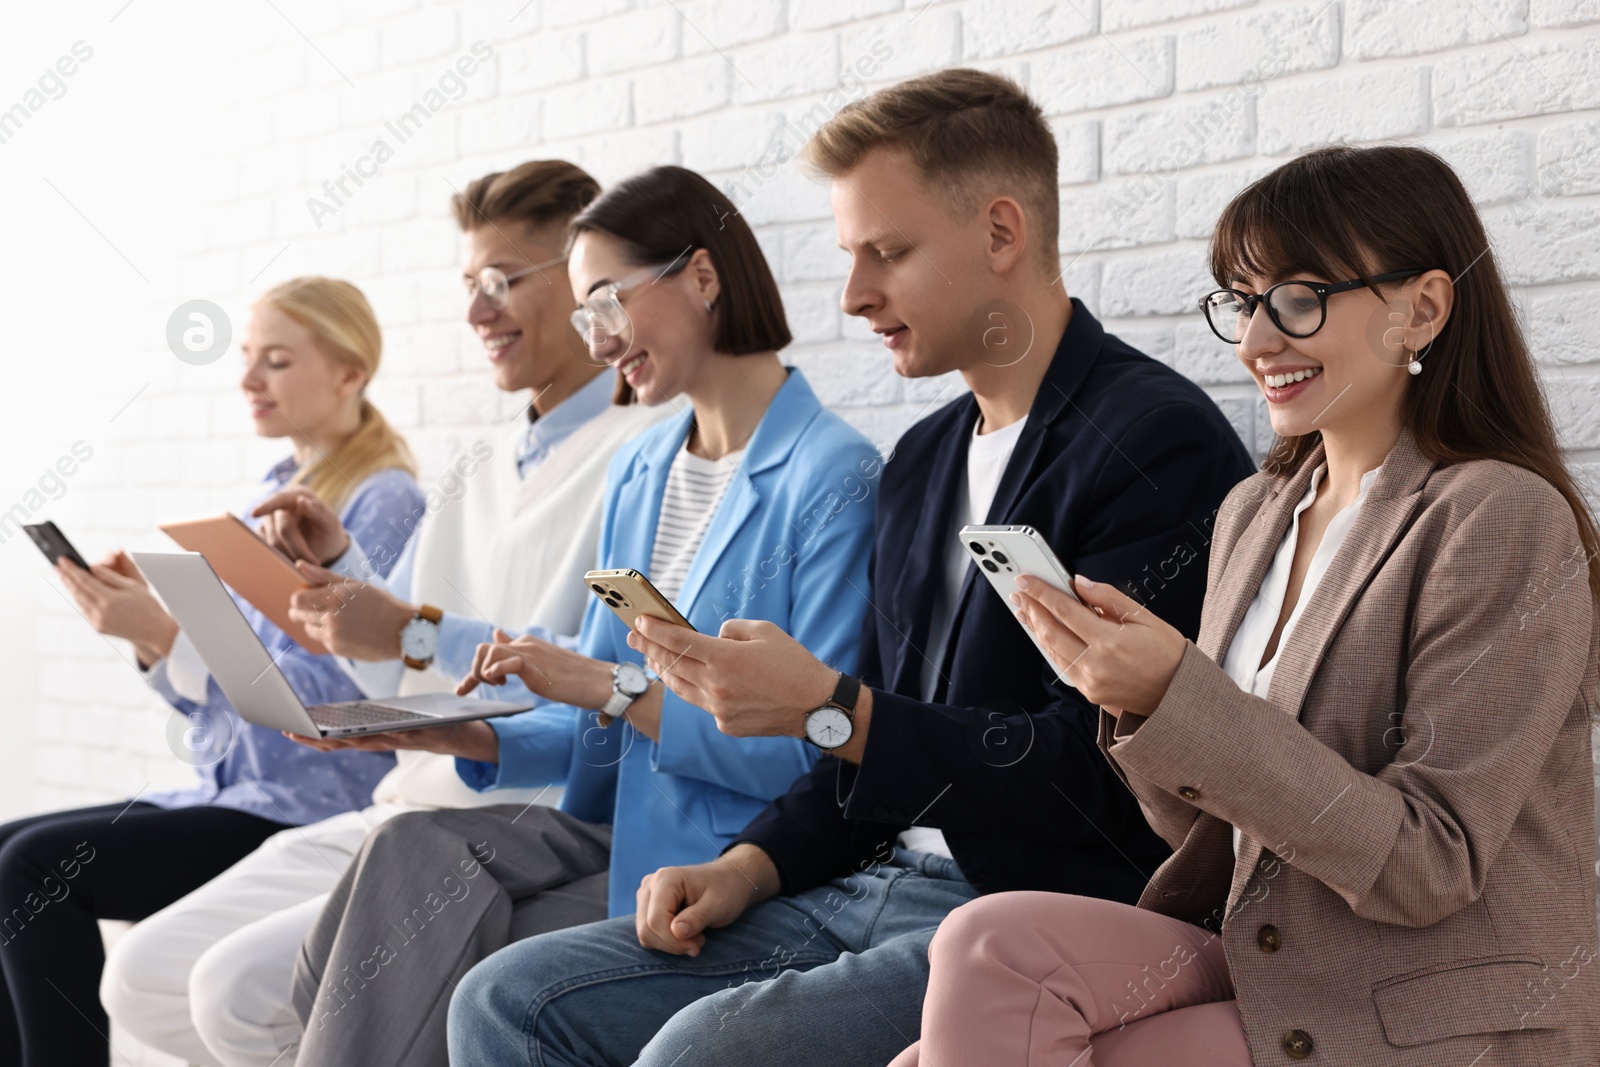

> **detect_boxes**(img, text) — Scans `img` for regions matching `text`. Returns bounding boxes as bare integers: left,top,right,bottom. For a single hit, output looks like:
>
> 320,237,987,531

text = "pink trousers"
888,893,1253,1067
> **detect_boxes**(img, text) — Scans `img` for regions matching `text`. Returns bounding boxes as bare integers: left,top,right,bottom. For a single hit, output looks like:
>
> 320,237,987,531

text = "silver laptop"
133,551,533,737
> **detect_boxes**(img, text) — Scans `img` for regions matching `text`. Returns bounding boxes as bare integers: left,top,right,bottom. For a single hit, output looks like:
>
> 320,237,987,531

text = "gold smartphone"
584,569,697,632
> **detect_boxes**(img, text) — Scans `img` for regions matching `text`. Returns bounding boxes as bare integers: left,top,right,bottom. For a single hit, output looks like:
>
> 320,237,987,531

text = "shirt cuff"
327,535,385,589
166,630,212,704
455,755,502,792
143,656,180,705
436,612,494,680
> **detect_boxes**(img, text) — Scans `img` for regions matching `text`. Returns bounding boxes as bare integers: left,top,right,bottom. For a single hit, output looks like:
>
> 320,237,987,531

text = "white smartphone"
960,524,1081,686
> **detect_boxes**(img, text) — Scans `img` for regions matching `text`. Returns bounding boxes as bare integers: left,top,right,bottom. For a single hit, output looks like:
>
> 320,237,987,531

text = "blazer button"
1281,1029,1313,1059
1177,785,1201,801
1257,924,1281,953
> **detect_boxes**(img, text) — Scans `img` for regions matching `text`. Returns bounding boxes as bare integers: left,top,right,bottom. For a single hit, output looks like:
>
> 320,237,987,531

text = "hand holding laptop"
252,485,351,566
134,552,532,743
284,717,501,761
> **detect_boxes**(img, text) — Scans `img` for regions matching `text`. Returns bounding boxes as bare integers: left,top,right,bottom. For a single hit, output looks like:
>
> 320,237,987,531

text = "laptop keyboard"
309,701,434,731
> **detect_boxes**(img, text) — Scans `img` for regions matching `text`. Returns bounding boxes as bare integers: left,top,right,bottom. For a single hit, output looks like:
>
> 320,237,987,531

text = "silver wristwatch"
804,673,862,751
602,661,651,721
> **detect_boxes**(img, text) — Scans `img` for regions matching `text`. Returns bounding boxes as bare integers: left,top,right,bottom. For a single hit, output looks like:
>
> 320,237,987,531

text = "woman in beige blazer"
889,144,1600,1067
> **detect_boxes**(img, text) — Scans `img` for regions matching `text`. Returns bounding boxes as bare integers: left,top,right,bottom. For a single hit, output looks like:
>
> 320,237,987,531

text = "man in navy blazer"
445,69,1257,1067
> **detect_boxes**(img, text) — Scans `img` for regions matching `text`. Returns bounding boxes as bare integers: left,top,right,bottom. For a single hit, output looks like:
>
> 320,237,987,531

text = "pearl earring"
1407,320,1434,376
705,299,714,313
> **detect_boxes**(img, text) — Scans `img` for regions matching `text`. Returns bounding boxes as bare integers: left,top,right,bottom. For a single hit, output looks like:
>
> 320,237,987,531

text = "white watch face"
805,706,853,749
614,662,650,697
401,617,438,661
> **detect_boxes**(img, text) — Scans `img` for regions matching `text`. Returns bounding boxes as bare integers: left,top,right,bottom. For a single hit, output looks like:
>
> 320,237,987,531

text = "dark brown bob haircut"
803,68,1060,269
1212,143,1600,605
570,165,791,403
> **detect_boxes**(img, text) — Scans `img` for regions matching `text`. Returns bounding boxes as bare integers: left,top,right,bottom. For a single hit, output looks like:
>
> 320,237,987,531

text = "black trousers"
0,800,286,1066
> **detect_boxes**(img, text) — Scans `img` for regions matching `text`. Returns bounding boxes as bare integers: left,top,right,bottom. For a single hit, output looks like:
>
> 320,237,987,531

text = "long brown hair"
1211,144,1600,606
257,277,418,512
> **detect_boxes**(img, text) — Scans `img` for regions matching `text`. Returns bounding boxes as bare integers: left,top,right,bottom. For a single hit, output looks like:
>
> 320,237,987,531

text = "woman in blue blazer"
279,166,880,1067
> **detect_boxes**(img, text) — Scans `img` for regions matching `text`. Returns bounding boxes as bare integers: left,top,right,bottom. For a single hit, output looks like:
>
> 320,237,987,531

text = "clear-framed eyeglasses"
464,254,569,309
1199,269,1427,344
568,258,690,352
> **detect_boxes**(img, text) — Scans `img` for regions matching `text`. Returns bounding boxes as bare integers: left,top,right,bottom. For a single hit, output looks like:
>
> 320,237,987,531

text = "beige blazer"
1101,425,1599,1066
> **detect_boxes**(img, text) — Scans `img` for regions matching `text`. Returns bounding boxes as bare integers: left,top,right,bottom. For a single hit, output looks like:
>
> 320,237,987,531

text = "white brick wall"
13,1,1600,841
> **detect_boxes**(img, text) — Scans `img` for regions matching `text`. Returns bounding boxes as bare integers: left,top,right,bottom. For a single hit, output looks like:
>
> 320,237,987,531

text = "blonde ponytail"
257,277,418,512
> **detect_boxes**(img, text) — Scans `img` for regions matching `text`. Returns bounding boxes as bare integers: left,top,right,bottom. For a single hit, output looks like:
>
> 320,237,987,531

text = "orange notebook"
158,514,329,656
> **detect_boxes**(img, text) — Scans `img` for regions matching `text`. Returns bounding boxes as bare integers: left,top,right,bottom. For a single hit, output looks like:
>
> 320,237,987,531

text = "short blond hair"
803,68,1060,266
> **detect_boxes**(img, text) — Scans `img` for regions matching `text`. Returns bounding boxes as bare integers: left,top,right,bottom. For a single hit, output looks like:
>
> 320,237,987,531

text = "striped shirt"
647,444,747,603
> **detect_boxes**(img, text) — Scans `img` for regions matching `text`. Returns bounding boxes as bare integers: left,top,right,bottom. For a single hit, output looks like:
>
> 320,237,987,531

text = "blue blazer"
459,368,880,916
737,301,1257,901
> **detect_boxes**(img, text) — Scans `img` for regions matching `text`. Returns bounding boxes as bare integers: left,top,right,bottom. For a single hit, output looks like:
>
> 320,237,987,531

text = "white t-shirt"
1219,460,1380,856
647,444,746,604
902,413,1029,859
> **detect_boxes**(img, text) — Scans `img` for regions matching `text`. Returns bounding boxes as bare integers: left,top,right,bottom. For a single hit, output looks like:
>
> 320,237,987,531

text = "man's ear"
985,195,1028,275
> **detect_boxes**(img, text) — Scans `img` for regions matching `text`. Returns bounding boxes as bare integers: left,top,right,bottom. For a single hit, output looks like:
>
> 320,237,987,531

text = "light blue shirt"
456,368,883,916
330,371,613,699
144,459,425,826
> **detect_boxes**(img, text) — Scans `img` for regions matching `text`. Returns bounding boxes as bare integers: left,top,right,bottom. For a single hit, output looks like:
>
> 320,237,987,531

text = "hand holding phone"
961,524,1081,686
24,521,90,571
585,569,697,633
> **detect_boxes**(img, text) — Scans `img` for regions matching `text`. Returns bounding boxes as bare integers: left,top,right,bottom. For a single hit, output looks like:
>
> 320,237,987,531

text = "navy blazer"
735,300,1257,902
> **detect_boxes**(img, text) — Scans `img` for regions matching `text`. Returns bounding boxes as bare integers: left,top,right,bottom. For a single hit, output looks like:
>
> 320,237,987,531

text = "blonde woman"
0,277,424,1067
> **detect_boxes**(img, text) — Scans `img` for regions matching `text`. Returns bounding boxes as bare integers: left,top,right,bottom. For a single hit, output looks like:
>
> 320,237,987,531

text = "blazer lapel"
1219,428,1436,910
1263,426,1435,723
930,299,1108,691
675,475,758,620
613,409,693,573
674,369,819,619
1196,444,1326,662
984,297,1101,525
889,399,975,695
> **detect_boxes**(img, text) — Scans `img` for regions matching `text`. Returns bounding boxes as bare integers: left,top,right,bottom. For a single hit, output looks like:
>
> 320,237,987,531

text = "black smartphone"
23,521,91,571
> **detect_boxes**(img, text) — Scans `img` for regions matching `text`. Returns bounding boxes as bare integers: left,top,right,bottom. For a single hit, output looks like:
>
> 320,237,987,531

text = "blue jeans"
448,849,978,1067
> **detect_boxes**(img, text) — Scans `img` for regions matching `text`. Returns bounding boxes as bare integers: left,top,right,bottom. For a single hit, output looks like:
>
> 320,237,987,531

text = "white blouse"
1219,460,1382,856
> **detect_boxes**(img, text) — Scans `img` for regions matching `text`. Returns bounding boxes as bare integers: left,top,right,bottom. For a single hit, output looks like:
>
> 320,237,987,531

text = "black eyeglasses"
1200,269,1427,344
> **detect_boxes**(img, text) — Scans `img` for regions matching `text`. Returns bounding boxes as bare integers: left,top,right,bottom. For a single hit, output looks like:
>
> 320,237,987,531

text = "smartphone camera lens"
590,583,607,595
604,595,621,608
981,558,999,573
968,542,986,555
991,550,1009,566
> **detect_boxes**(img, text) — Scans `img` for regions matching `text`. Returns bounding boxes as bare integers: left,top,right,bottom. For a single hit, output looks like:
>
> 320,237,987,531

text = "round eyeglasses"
568,259,690,351
1200,269,1427,344
464,254,569,309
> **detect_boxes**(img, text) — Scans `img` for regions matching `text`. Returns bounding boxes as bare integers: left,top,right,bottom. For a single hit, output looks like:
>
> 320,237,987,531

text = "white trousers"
100,804,406,1067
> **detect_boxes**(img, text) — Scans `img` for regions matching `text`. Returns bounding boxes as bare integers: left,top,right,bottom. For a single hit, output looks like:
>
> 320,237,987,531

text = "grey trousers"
290,804,612,1067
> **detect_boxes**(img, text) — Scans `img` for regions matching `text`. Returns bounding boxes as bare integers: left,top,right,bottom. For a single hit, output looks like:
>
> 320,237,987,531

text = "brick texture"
15,5,1600,935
